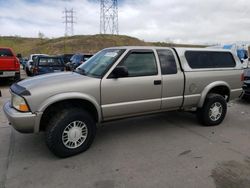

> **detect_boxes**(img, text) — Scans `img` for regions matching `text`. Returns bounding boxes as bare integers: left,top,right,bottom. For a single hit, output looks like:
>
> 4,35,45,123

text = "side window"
0,49,13,57
157,49,177,74
119,51,158,77
185,51,236,69
39,58,62,66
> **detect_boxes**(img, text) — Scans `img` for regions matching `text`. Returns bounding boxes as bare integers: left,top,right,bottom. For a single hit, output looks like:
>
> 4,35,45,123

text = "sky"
0,0,250,44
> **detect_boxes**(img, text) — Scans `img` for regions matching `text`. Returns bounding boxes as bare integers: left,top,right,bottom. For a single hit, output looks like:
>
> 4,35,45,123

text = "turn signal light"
19,104,29,112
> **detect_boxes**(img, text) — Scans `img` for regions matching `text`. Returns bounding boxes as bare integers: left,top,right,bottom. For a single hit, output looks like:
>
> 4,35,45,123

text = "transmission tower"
100,0,119,35
63,8,76,36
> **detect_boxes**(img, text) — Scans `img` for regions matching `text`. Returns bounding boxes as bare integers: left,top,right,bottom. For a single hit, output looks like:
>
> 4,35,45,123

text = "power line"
63,8,76,36
100,0,119,35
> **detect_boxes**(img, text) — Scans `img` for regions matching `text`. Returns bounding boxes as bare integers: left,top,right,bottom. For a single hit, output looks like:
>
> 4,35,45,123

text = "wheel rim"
62,120,88,149
209,102,223,121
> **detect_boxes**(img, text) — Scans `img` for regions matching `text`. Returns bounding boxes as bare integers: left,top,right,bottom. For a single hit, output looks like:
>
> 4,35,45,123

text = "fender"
37,92,102,122
198,81,231,108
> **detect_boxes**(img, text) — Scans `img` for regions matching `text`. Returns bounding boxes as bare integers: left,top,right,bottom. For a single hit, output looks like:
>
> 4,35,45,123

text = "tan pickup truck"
4,46,243,157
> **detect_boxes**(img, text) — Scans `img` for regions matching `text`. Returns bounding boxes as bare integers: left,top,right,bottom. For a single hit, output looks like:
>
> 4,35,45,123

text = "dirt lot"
0,72,250,188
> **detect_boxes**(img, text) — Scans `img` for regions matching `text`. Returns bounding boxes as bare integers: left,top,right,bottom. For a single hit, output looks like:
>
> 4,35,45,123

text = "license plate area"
3,71,15,77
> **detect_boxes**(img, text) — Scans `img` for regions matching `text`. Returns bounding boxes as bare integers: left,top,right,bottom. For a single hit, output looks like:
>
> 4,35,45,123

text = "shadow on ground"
0,79,15,87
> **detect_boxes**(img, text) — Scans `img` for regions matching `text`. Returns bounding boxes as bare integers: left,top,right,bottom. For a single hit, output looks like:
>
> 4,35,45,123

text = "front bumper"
3,101,37,133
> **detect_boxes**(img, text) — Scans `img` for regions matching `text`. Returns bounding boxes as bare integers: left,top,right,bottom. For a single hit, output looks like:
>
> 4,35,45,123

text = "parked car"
31,56,65,76
0,47,20,81
4,47,243,157
59,54,74,64
16,54,28,70
25,54,48,76
66,53,93,71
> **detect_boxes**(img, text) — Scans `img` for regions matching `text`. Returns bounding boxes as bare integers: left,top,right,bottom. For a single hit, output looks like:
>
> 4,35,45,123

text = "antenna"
63,8,76,36
100,0,119,35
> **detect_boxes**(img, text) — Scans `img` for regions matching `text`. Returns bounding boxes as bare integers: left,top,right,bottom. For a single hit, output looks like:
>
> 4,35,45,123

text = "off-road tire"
45,108,96,158
197,93,227,126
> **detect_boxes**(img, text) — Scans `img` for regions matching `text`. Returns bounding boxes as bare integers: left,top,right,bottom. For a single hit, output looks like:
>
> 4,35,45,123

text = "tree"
38,31,45,39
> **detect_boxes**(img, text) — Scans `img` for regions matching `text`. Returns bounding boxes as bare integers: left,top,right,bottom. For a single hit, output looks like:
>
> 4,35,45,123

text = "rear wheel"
45,108,96,158
197,93,227,126
25,67,31,76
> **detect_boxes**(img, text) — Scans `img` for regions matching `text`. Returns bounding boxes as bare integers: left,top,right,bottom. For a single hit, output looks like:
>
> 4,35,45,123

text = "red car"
0,47,20,81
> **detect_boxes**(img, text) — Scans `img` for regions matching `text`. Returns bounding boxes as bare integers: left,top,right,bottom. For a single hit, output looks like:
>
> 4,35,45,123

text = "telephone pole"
100,0,119,35
63,8,76,36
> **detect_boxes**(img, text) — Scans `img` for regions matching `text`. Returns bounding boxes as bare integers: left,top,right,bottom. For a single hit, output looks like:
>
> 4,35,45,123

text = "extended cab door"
101,49,162,120
156,49,185,109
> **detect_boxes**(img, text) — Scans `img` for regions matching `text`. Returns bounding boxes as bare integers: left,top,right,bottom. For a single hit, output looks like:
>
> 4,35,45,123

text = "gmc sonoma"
3,47,243,157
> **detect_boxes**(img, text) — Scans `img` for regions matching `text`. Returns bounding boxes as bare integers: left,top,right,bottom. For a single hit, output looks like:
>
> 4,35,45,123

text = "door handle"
154,80,162,85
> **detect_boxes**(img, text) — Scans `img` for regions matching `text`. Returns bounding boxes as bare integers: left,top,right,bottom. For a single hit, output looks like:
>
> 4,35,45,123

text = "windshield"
76,49,125,78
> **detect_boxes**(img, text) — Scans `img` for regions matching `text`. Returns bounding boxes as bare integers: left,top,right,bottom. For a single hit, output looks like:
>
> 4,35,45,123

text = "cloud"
0,0,250,44
119,0,250,43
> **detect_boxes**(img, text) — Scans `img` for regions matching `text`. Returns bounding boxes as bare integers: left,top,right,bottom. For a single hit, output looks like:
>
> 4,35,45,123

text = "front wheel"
197,93,227,126
45,108,96,158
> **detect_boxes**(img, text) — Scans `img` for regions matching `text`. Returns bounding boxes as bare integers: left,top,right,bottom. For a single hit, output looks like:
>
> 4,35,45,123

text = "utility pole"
100,0,119,35
63,8,76,36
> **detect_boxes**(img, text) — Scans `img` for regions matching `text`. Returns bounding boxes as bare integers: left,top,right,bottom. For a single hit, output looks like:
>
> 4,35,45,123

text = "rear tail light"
15,59,20,69
241,73,245,81
33,67,39,74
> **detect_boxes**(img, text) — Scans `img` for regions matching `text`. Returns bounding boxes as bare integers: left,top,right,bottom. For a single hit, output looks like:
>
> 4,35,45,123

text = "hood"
12,72,101,112
16,72,100,97
19,72,84,89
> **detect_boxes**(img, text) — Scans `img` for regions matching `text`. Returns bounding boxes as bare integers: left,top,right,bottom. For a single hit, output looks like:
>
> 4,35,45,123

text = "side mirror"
30,61,34,66
111,66,128,78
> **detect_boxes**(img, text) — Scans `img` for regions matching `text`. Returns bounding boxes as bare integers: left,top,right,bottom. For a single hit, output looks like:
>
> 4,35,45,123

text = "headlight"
11,93,29,112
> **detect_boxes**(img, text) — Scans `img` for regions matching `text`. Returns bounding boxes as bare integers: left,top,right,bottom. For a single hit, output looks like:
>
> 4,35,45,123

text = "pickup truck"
3,46,243,157
0,47,20,81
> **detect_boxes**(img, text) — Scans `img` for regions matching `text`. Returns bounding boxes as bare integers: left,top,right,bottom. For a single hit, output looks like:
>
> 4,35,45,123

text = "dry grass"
0,34,206,56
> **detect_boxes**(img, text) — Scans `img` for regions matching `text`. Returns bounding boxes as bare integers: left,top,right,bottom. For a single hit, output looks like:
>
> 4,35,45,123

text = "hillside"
0,34,206,56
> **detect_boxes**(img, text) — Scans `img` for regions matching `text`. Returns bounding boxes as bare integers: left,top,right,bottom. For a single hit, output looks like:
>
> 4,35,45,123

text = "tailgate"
0,57,16,71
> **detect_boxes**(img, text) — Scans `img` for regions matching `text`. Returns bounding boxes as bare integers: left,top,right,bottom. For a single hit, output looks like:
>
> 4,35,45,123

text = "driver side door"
101,49,162,120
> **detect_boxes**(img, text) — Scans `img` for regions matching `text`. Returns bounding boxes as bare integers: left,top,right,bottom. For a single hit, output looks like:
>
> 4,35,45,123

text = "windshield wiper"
74,67,86,75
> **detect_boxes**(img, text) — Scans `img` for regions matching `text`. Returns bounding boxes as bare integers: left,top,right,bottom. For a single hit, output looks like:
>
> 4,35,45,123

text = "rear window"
39,58,63,66
185,51,236,69
157,49,177,74
0,49,13,57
